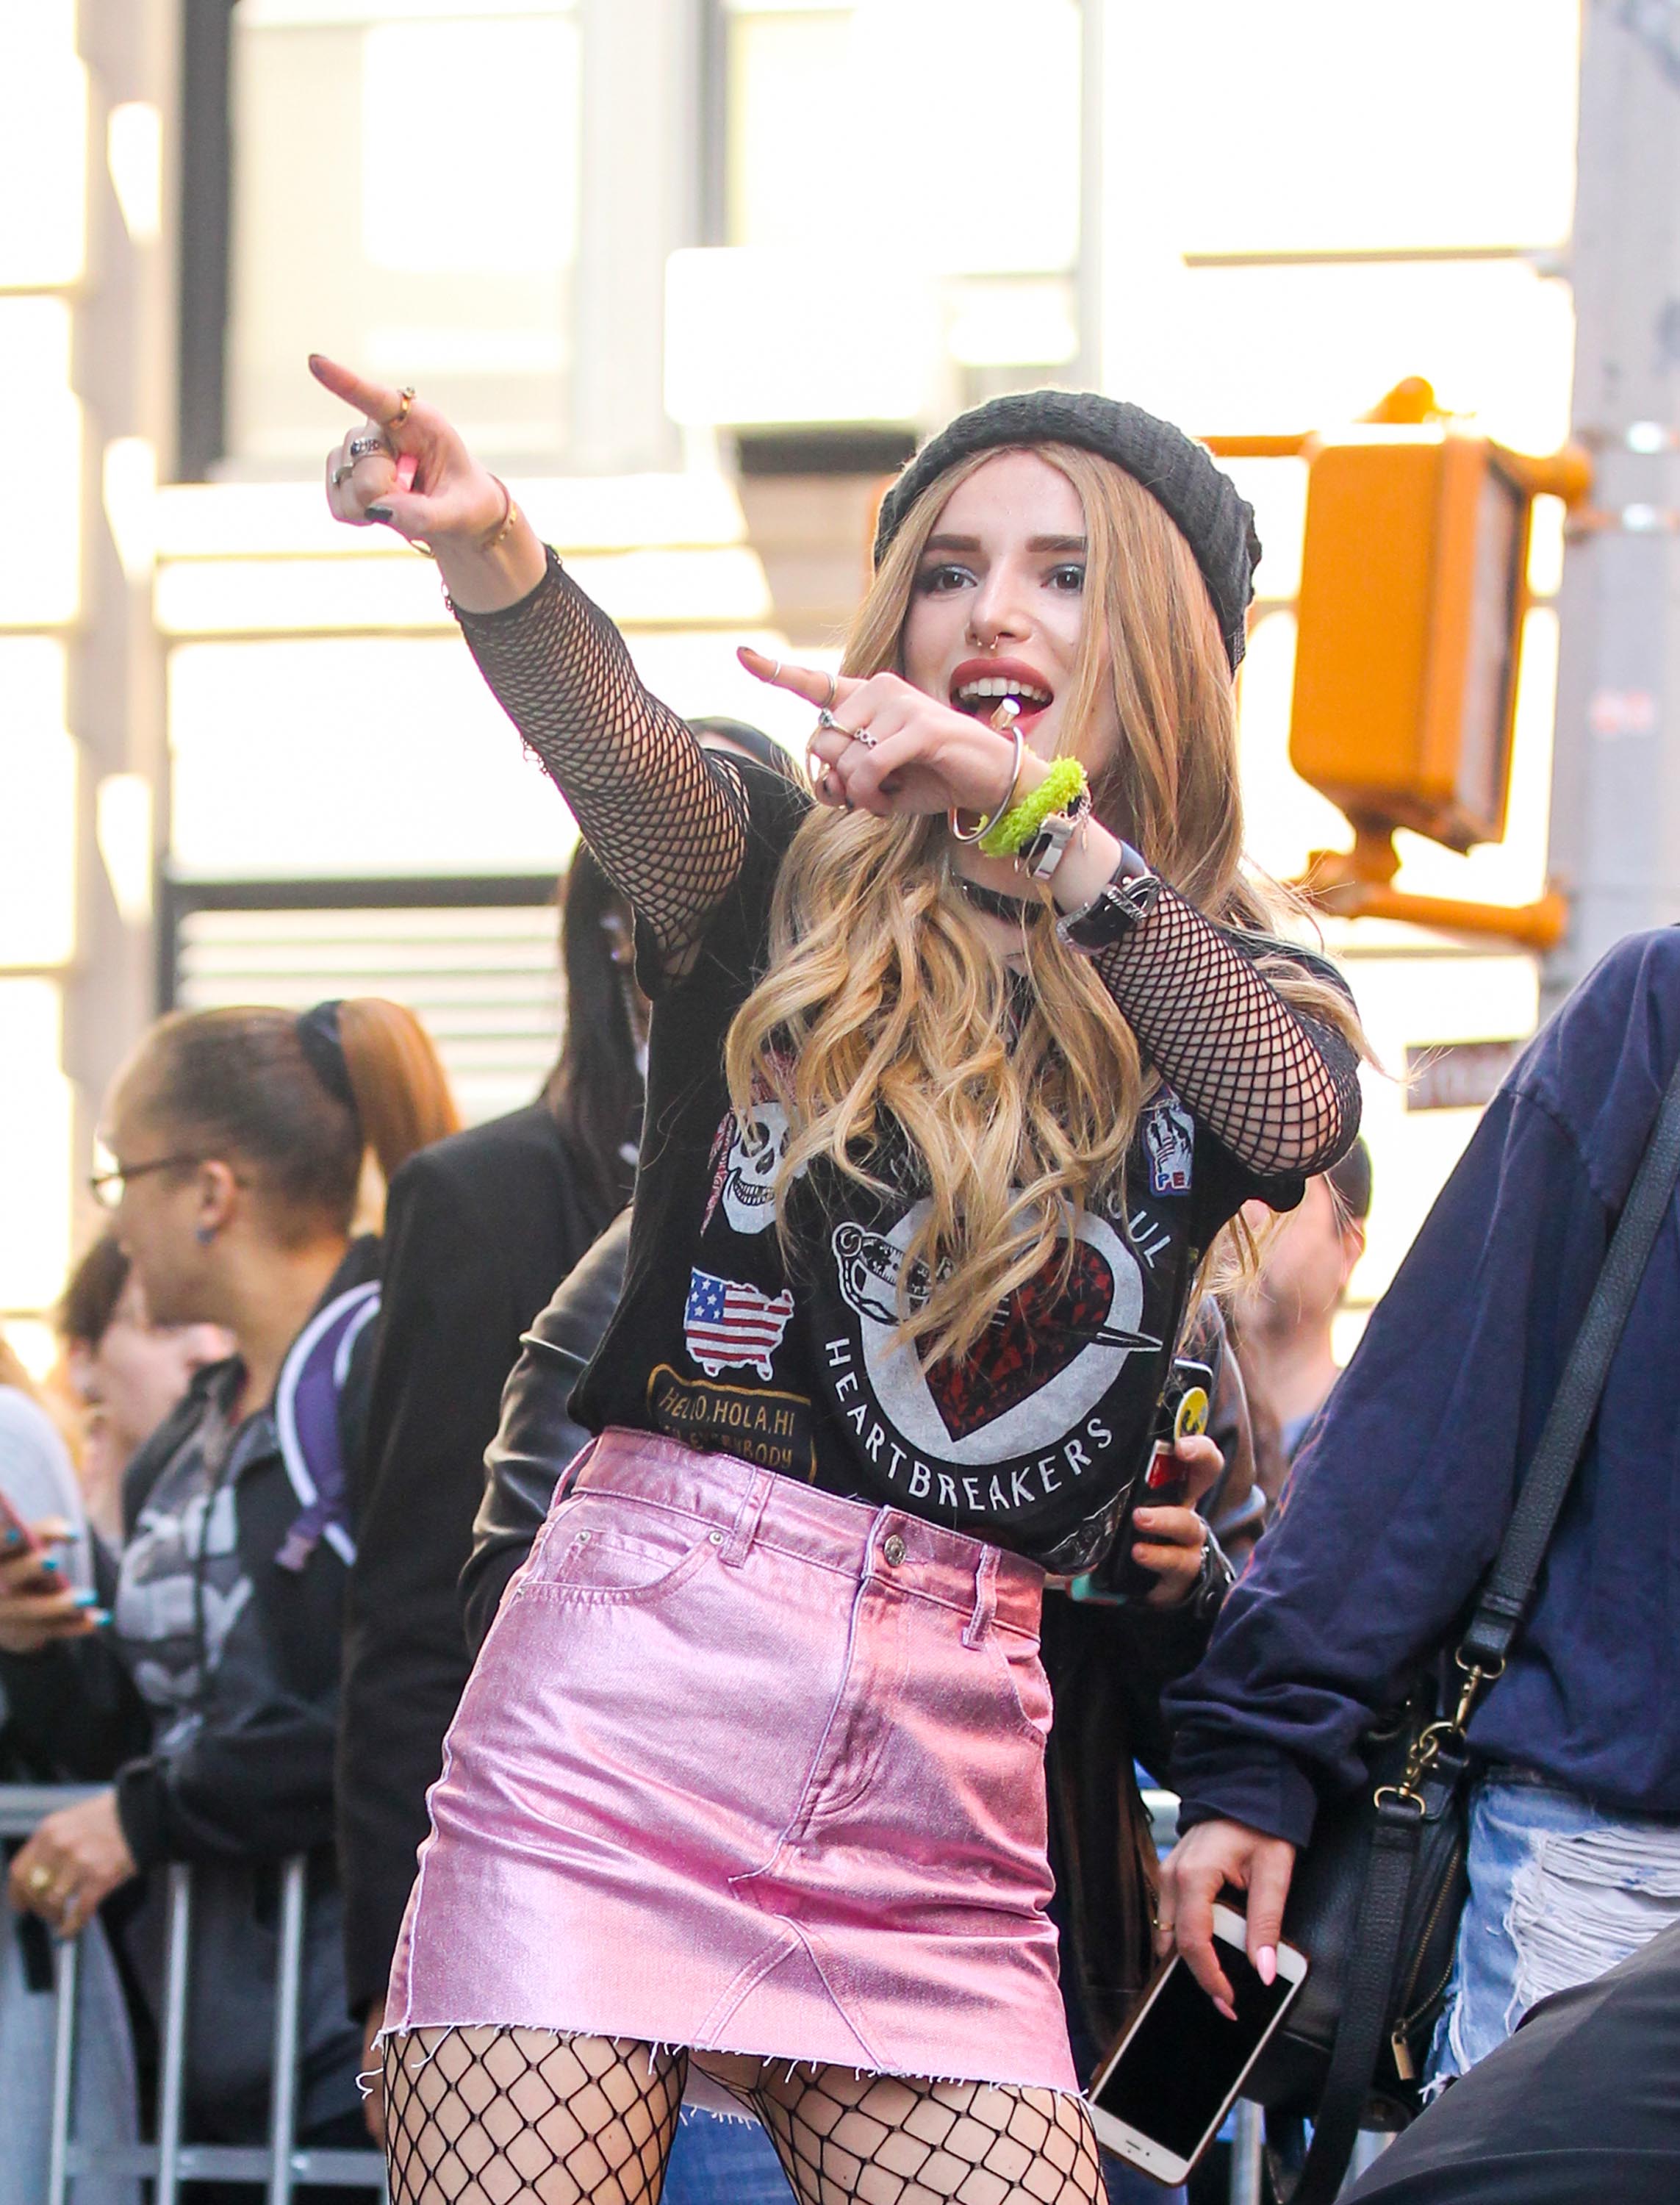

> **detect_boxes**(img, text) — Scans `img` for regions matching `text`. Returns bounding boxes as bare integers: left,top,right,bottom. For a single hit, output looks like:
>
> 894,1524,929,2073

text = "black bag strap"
1285,1798,1427,2205
1279,1043,1680,2205
1462,1044,1680,1671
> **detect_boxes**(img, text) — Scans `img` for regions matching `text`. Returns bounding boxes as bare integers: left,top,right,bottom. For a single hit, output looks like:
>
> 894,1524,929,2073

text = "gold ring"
26,1865,52,1895
387,386,415,430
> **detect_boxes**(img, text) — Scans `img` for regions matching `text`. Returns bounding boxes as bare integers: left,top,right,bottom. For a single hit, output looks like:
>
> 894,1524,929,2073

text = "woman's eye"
1047,564,1085,593
915,563,975,594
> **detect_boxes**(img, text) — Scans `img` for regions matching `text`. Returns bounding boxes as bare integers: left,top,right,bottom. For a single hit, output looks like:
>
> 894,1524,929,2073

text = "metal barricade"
1,1786,387,2201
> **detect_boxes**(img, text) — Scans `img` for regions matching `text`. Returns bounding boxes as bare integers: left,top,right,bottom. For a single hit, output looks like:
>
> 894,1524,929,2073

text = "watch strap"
1055,842,1162,953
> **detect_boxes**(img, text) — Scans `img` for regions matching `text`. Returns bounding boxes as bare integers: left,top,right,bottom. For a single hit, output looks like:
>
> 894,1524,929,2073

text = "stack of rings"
332,429,392,487
805,674,877,806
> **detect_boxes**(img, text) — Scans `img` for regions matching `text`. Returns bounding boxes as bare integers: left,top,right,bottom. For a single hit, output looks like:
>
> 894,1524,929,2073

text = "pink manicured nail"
1214,1997,1237,2023
1256,1946,1277,1987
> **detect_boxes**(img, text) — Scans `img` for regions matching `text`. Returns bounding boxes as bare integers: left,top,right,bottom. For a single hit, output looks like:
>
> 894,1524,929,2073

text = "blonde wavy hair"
725,442,1361,1367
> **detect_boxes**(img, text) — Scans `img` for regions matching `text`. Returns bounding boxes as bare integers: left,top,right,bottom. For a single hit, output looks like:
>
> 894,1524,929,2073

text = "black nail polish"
365,504,393,522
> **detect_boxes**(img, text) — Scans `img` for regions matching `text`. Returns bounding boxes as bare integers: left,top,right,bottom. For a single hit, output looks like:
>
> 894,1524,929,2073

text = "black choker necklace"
955,875,1044,924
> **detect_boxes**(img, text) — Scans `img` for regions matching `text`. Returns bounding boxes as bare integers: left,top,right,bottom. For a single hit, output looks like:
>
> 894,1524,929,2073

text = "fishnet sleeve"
455,547,747,969
1094,887,1361,1179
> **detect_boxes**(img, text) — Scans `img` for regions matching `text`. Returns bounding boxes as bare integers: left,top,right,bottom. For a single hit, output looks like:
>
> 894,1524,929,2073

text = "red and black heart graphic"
926,1242,1116,1441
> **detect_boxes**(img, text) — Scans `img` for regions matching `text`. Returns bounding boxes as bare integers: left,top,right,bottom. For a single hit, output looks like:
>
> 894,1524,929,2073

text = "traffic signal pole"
1546,1,1680,1007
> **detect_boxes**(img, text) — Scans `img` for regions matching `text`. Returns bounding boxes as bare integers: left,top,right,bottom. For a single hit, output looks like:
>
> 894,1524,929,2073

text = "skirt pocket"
521,1498,720,1606
986,1625,1055,1749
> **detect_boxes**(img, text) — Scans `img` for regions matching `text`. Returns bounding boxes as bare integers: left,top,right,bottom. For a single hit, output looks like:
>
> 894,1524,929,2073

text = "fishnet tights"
748,2061,1103,2205
458,553,1358,1177
383,2030,685,2204
381,2030,1102,2205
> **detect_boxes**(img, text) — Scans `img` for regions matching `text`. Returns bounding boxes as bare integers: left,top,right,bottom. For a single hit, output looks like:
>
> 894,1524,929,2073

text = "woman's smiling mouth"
947,657,1055,734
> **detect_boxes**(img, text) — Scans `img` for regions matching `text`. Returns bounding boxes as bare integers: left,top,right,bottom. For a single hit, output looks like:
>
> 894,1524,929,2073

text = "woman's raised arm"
312,356,747,969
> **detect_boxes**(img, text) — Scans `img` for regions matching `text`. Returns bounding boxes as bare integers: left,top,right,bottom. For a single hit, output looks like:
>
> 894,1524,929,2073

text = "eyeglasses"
88,1155,205,1211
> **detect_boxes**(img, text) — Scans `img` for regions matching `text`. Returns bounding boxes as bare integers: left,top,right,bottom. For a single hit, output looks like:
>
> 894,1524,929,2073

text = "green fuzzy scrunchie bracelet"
978,756,1090,858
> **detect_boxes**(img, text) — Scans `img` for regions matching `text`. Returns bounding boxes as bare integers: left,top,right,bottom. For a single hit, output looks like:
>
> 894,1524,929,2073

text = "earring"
195,1225,216,1246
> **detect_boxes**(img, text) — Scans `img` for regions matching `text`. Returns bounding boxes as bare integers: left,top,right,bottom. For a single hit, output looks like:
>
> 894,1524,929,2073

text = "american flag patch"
683,1267,795,1381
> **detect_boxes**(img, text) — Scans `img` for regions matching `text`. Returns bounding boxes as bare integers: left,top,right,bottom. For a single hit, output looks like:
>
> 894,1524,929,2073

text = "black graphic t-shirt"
572,761,1309,1571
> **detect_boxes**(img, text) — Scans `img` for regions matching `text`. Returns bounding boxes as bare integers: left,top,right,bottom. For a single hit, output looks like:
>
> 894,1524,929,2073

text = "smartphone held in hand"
1085,1903,1307,2185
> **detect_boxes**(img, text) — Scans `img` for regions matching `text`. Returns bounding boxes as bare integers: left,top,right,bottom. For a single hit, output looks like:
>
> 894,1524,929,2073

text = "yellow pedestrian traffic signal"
1207,384,1590,948
1290,426,1586,853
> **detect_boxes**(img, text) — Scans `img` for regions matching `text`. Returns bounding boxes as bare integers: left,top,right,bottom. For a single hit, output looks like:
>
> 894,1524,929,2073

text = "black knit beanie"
872,390,1260,672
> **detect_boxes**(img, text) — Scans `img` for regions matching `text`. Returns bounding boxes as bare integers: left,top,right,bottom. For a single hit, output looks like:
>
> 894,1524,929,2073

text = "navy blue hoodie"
1169,927,1680,1845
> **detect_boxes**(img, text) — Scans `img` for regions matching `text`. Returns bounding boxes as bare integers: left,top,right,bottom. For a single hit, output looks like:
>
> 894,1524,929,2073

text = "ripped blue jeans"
1427,1768,1680,2087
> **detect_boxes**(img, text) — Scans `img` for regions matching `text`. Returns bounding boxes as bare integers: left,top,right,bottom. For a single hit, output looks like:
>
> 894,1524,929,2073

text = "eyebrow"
920,534,1088,554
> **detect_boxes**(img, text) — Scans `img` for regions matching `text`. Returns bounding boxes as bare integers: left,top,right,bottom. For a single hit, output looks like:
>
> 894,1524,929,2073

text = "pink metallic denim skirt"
385,1427,1076,2106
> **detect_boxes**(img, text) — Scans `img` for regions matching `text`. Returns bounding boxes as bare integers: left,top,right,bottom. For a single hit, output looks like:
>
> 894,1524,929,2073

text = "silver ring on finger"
816,707,841,733
823,670,839,710
346,432,390,463
847,725,877,751
331,463,355,487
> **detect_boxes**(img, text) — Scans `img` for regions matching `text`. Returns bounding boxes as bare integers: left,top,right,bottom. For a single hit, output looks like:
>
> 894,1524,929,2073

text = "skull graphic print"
703,1101,806,1236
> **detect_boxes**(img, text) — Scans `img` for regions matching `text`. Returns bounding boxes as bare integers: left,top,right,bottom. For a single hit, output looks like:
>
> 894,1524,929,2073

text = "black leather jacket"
462,1209,632,1652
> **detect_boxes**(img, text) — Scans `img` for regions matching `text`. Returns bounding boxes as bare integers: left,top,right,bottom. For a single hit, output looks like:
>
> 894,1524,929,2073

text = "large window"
686,0,1083,423
221,0,581,473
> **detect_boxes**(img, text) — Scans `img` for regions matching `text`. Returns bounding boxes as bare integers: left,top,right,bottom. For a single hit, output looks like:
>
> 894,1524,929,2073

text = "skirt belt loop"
554,1435,600,1507
963,1546,999,1648
721,1468,775,1568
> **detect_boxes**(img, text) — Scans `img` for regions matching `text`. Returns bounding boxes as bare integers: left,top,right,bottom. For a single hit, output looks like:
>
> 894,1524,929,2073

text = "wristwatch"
1055,840,1163,953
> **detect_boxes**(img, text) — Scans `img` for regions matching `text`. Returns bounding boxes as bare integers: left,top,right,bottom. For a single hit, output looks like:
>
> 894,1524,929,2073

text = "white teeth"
955,675,1051,707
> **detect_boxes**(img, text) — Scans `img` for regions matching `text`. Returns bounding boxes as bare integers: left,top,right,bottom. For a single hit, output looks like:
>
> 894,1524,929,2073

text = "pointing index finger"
737,647,853,709
309,354,406,431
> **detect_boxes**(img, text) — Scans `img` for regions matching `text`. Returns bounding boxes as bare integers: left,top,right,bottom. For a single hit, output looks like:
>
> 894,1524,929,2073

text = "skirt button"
883,1533,907,1566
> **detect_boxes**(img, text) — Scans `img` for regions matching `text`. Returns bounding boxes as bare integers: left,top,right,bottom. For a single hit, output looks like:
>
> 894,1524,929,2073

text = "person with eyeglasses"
0,998,456,2196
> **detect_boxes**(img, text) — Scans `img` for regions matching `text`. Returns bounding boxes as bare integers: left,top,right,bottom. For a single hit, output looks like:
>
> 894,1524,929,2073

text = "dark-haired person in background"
340,727,796,2200
0,998,456,2196
339,845,642,2111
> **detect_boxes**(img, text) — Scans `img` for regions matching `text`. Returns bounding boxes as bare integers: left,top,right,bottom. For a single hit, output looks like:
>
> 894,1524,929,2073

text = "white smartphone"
1085,1903,1308,2186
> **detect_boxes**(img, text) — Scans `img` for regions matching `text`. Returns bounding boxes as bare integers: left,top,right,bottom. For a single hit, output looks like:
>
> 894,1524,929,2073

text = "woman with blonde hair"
313,359,1363,2205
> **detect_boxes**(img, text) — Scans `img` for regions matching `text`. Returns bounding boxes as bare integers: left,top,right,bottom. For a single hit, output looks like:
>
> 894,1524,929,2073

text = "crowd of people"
0,365,1674,2205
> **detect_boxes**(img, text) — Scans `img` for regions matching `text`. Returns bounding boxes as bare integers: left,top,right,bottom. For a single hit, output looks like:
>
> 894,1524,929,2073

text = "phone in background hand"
1085,1903,1307,2186
1080,1357,1214,1602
